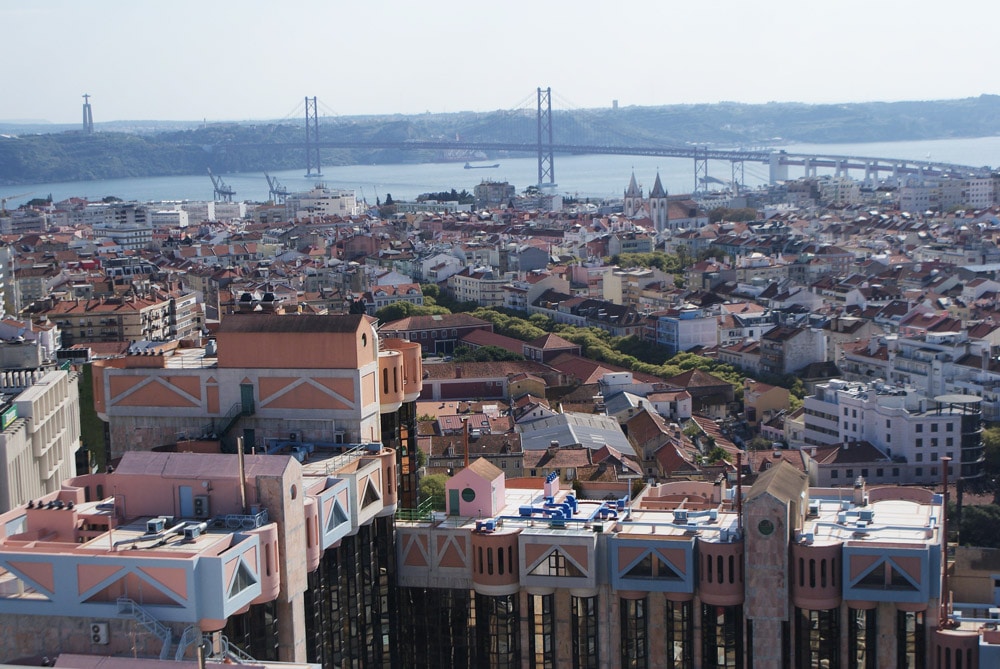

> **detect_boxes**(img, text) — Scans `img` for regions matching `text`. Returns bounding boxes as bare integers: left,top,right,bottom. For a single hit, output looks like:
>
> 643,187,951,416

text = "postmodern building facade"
395,461,995,669
80,312,423,666
0,446,398,667
90,313,421,506
0,311,993,668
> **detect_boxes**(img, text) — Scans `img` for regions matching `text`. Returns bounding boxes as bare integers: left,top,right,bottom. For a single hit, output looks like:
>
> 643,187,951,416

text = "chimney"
853,476,866,506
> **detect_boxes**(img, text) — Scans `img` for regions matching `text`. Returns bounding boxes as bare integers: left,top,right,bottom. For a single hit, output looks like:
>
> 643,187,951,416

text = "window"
797,608,840,669
931,424,938,433
476,593,519,669
946,423,954,432
666,600,694,669
529,594,554,669
886,434,891,443
702,604,742,668
916,424,923,433
852,409,857,418
946,438,953,447
916,467,923,477
621,598,648,669
861,469,869,477
916,439,923,448
896,610,925,669
886,420,891,428
846,469,854,478
931,438,938,448
844,408,849,416
916,454,923,462
831,470,839,479
572,596,599,669
893,468,900,477
931,453,938,462
849,608,877,669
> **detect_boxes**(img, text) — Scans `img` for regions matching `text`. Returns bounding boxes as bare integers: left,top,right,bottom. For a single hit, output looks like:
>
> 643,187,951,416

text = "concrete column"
554,589,573,667
648,592,667,663
769,153,788,184
276,593,306,663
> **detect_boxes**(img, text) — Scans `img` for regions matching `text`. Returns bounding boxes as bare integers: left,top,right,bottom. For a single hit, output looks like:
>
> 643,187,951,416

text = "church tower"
649,172,669,234
624,171,643,217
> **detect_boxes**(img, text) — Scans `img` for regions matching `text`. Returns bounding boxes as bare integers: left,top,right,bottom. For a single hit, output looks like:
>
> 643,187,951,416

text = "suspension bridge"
230,89,994,193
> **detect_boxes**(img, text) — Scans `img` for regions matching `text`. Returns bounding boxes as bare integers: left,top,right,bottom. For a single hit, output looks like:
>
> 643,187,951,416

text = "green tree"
959,504,1000,547
709,207,759,223
703,446,730,464
375,301,450,323
453,345,524,362
983,426,1000,473
419,473,449,511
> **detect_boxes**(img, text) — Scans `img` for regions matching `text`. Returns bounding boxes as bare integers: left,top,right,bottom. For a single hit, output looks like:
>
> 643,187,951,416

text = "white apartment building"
285,186,358,219
93,222,153,251
801,379,983,484
0,369,82,513
447,267,510,307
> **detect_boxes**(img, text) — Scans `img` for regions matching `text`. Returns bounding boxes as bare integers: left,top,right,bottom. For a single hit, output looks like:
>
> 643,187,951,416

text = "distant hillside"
2,96,1000,186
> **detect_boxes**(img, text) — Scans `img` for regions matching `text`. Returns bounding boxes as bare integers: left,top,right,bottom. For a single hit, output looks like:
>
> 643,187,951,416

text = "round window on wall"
757,519,775,536
461,487,476,502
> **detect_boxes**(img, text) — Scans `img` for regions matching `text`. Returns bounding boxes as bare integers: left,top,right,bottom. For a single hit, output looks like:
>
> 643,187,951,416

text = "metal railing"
217,401,254,438
396,498,437,522
117,597,173,661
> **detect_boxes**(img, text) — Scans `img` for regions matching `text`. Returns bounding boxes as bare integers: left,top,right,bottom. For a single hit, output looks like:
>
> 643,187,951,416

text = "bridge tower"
536,87,556,188
693,146,709,194
769,152,789,184
82,94,94,134
304,96,322,178
731,161,745,196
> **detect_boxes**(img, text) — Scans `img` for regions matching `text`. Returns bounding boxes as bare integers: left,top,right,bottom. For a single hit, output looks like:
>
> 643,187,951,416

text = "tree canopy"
417,188,474,204
453,345,524,362
419,474,448,511
375,300,450,323
709,207,760,223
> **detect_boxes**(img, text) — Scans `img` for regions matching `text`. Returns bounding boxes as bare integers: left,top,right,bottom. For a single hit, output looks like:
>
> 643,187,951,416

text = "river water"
2,136,1000,209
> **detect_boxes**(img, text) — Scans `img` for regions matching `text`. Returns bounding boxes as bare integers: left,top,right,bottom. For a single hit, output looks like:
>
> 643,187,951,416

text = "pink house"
445,458,505,518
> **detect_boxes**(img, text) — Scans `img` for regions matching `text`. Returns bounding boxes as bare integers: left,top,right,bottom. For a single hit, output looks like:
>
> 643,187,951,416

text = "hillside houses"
4,172,1000,508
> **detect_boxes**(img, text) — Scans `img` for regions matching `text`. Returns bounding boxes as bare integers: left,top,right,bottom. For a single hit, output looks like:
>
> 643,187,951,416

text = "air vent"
91,622,109,645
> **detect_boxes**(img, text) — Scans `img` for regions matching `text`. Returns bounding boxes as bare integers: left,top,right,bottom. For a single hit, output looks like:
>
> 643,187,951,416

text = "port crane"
207,168,235,202
0,192,33,215
264,173,288,204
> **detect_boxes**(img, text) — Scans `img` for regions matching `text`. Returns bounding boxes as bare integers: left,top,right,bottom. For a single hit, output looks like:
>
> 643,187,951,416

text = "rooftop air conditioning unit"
91,622,109,645
193,495,210,519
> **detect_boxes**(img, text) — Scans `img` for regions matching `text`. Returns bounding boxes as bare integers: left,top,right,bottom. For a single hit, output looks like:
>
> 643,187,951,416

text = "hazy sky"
2,0,998,124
